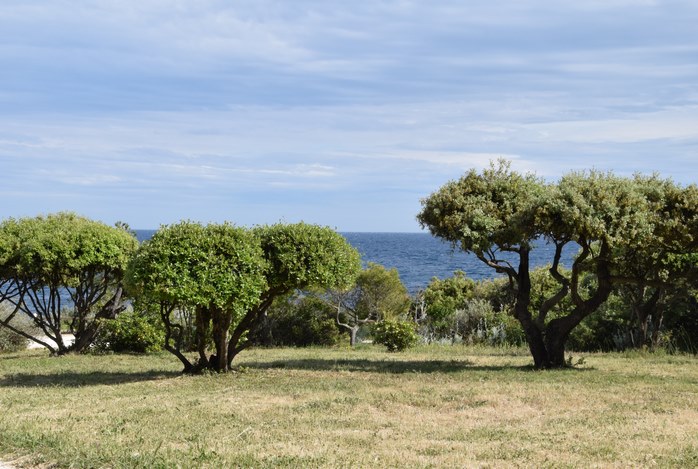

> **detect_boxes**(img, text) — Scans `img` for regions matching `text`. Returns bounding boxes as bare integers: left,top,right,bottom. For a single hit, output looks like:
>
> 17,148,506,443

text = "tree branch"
160,302,194,372
538,241,570,325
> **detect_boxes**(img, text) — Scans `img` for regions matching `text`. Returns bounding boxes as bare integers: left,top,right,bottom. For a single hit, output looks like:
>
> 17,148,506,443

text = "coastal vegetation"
325,262,411,346
125,221,361,372
418,161,697,368
0,163,695,367
0,163,696,467
0,213,138,354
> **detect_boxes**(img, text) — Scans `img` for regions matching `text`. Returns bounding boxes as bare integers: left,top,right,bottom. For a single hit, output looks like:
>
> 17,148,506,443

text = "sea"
135,231,577,294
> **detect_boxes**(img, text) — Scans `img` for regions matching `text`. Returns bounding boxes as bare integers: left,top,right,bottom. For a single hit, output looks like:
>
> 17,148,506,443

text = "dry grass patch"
0,346,697,467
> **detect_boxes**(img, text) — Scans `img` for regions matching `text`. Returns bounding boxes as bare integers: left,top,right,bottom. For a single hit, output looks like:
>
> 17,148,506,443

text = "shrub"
252,295,341,347
421,271,475,338
467,302,526,346
0,326,27,353
0,306,39,353
93,311,164,353
372,320,419,352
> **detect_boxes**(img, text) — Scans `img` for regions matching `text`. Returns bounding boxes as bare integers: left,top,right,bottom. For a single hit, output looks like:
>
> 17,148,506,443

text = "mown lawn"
0,345,697,468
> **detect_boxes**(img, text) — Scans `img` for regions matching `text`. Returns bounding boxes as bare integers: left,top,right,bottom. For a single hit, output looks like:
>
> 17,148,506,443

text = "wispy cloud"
0,0,696,230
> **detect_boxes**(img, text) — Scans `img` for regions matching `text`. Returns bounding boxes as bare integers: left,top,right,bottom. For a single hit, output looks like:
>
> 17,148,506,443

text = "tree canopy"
126,221,267,372
0,212,138,354
330,262,411,346
418,161,697,368
226,223,361,364
126,221,361,372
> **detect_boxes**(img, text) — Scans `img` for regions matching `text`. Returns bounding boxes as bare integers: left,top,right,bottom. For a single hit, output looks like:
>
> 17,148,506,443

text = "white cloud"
50,173,123,186
527,106,698,144
1,0,697,230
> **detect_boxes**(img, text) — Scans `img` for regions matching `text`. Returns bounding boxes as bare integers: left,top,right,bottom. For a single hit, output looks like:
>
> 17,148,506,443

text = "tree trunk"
521,320,550,369
537,244,615,368
70,286,126,353
210,307,231,372
227,308,263,369
542,278,614,368
160,303,195,373
512,246,554,368
543,323,570,368
195,306,211,367
633,288,663,349
226,293,279,369
349,327,358,347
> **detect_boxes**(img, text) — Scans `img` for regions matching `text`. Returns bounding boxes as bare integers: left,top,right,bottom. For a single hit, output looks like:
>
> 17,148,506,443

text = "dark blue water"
135,230,577,294
342,233,578,293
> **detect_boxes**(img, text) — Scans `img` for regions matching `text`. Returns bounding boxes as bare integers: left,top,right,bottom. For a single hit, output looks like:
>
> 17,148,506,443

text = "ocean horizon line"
134,229,431,235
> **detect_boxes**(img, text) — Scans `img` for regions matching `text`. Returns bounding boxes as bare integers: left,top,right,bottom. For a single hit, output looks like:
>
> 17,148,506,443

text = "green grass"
1,345,697,468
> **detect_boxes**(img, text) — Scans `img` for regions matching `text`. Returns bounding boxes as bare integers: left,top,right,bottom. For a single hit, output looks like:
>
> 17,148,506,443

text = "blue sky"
1,0,697,231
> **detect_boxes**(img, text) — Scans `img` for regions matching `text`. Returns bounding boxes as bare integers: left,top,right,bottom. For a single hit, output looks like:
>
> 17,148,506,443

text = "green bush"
372,320,419,352
421,271,476,338
93,311,164,353
0,306,38,353
0,326,27,353
252,295,341,347
419,272,525,346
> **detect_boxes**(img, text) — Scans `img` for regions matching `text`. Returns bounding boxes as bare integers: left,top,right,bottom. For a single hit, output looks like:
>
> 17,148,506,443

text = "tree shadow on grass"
0,370,181,388
244,358,546,374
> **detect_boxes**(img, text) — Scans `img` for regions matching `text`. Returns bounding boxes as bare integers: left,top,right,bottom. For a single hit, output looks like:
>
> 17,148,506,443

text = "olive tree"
418,161,672,368
0,213,138,354
325,262,411,346
609,176,698,347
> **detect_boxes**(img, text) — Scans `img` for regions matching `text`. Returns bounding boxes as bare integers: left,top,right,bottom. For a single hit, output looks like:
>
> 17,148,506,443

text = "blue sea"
136,231,576,294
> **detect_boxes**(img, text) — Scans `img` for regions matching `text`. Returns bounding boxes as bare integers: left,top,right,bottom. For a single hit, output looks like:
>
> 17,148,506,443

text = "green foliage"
0,305,24,352
418,161,697,368
0,326,26,352
601,176,698,349
420,272,524,345
417,160,543,252
0,304,45,352
252,294,340,347
127,221,267,315
126,221,268,371
372,319,419,352
0,212,138,286
544,171,654,247
663,289,698,354
93,311,165,354
126,221,360,371
255,223,361,293
0,317,27,352
471,275,515,313
0,212,139,354
421,271,475,337
353,263,411,320
329,263,410,346
238,223,360,353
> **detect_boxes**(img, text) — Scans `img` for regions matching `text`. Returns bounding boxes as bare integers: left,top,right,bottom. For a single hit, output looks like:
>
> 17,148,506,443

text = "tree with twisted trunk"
329,262,411,346
418,161,694,368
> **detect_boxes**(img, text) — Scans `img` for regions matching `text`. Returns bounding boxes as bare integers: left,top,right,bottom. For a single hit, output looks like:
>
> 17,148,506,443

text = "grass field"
1,345,697,468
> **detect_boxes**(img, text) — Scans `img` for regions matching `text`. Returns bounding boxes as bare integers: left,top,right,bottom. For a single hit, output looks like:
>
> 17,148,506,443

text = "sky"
1,0,697,232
